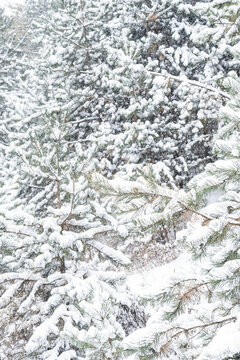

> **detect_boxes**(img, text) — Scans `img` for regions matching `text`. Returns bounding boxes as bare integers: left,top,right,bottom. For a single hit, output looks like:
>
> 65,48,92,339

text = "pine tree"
93,62,240,359
2,0,240,358
0,1,145,358
0,6,27,137
92,2,240,358
89,0,240,186
22,0,239,188
0,111,131,358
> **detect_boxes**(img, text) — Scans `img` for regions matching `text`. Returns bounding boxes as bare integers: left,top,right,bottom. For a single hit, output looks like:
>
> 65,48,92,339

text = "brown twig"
2,229,31,237
158,316,237,354
60,176,75,228
169,281,211,318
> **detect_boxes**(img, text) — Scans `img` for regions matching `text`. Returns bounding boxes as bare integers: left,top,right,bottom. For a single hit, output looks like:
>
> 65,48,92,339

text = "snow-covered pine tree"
1,0,239,358
90,0,240,187
0,3,30,251
13,0,239,190
25,0,49,19
92,60,240,359
0,7,11,120
90,0,240,260
1,108,133,359
20,0,237,187
0,5,27,139
92,2,240,359
0,1,145,359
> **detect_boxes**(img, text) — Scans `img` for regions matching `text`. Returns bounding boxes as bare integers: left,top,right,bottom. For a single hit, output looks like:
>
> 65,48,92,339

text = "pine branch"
158,316,237,356
177,201,213,223
71,116,99,124
147,70,231,100
19,183,45,190
86,240,131,266
45,18,86,51
1,229,31,237
164,281,211,320
94,172,240,228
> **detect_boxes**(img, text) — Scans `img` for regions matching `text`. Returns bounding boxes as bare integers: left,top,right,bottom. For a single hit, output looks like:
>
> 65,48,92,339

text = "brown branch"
60,177,75,228
33,138,43,157
56,180,62,209
19,154,37,176
159,316,237,355
177,201,213,222
2,229,31,237
56,255,66,274
170,281,211,317
178,202,240,227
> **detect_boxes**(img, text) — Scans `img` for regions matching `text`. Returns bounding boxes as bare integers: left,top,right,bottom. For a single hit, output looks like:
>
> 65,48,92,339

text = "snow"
126,252,194,301
87,240,131,266
197,319,240,360
1,0,240,358
1,0,25,15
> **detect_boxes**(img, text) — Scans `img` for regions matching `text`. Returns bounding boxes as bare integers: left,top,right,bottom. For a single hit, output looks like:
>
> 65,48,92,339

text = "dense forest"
0,0,240,359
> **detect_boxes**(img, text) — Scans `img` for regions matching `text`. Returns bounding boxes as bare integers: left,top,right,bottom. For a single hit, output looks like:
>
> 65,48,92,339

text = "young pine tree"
0,1,145,359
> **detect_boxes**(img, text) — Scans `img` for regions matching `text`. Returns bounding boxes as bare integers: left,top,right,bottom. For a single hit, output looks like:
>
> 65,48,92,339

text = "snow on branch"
147,70,231,100
123,316,237,355
92,171,240,229
86,240,131,266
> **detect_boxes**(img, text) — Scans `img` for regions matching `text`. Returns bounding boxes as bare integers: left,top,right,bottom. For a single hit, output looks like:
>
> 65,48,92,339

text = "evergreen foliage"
19,0,239,187
89,0,238,186
0,0,240,359
0,1,141,358
92,3,240,357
